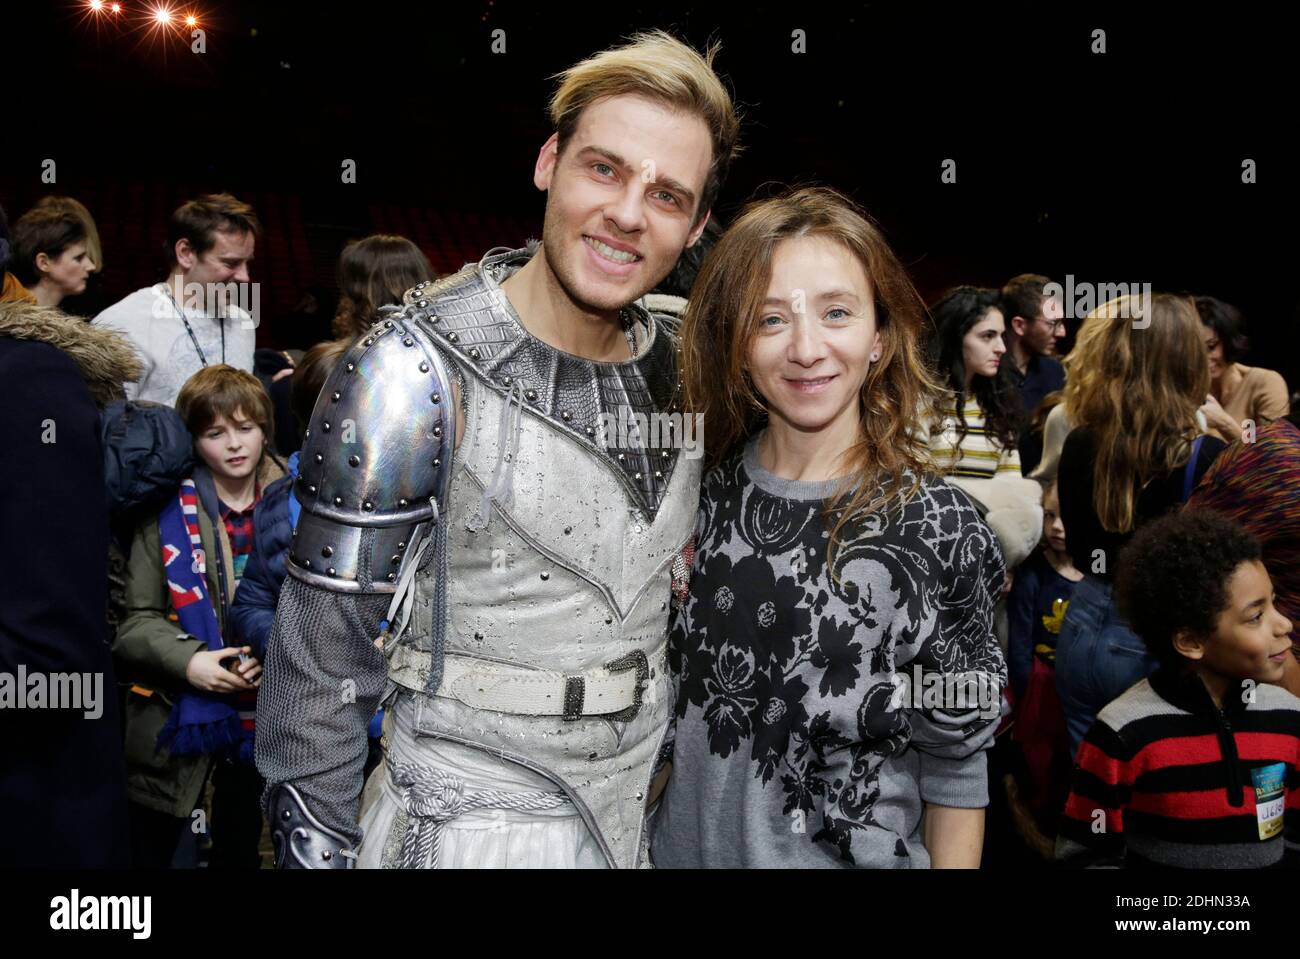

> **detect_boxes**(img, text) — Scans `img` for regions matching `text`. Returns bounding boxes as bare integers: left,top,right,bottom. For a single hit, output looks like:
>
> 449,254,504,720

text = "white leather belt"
389,642,665,721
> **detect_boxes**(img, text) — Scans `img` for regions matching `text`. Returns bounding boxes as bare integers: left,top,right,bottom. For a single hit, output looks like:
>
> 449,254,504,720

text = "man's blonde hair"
548,29,741,221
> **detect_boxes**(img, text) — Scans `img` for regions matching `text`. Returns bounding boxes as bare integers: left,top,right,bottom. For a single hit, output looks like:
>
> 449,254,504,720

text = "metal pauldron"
268,783,356,869
287,310,457,593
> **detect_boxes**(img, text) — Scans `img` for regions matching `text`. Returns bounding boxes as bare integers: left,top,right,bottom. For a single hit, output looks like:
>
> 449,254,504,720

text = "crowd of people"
2,28,1299,871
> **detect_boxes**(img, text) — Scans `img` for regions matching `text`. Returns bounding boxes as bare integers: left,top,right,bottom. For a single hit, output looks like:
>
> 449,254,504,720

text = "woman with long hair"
331,234,434,340
1054,294,1227,754
924,286,1043,576
925,286,1023,478
650,187,1007,868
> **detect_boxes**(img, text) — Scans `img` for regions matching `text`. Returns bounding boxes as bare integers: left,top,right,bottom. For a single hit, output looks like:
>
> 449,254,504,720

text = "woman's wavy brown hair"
332,235,433,340
1063,293,1210,533
679,186,943,574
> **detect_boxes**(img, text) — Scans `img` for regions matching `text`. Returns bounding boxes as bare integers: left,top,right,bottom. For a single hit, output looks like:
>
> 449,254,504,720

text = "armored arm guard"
256,306,458,865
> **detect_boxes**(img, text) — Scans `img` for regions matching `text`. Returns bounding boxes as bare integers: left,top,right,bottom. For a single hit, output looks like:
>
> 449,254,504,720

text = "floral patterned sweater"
650,434,1007,867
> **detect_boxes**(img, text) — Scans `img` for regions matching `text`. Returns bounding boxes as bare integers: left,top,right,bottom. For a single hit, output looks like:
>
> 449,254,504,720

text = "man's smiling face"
535,93,713,313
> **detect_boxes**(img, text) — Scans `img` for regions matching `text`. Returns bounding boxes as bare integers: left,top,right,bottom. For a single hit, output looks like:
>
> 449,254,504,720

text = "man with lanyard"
256,30,740,869
94,193,260,406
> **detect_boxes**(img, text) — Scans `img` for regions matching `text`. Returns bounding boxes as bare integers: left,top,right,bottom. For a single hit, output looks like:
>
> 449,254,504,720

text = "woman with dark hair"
922,286,1043,576
926,286,1023,474
10,206,94,309
652,187,1007,869
331,235,434,340
1195,295,1290,443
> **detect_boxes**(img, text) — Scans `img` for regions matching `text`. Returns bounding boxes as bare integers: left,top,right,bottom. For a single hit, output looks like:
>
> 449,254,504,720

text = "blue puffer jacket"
229,451,300,661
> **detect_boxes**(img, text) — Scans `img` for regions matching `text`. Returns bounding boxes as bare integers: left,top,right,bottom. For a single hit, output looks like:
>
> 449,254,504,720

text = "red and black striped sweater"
1056,667,1300,868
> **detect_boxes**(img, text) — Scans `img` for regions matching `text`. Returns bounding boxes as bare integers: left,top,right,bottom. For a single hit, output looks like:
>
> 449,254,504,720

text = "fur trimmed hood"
0,301,141,406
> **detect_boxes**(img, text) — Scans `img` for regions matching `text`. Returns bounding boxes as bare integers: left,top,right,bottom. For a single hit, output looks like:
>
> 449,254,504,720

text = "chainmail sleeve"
254,305,459,856
255,580,389,846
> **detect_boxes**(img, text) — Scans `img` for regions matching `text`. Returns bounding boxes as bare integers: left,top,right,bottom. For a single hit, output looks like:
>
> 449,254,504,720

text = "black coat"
0,331,131,867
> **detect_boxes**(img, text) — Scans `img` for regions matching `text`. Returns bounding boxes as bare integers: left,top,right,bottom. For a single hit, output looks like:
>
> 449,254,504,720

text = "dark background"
4,1,1295,387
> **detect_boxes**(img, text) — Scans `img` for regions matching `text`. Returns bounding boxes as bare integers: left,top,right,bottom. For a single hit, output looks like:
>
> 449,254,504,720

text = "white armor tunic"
258,247,700,869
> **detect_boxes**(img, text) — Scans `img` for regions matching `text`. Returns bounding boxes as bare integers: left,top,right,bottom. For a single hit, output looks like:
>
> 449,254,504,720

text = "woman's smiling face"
746,235,881,436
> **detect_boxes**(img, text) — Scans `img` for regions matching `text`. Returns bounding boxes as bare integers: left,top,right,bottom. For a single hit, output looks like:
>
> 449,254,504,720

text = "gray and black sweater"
651,433,1007,868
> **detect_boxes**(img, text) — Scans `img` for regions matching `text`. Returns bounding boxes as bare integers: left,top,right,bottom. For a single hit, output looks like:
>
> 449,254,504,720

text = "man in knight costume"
256,30,740,868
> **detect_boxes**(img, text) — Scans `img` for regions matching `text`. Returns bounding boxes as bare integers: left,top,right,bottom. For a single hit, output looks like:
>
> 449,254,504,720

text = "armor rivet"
433,426,442,438
322,546,333,558
635,526,643,534
403,337,414,347
661,450,669,459
364,337,373,346
419,300,429,308
363,500,374,511
292,529,298,538
323,422,331,432
469,348,480,361
398,541,406,550
322,850,332,861
348,455,360,467
635,793,644,801
635,472,643,481
334,496,343,507
503,376,512,386
399,498,408,508
447,332,459,343
474,632,484,641
384,320,394,329
304,429,311,439
605,616,613,625
346,363,355,373
430,393,440,404
282,809,292,821
564,526,572,535
332,391,341,402
655,471,663,480
419,361,429,373
308,485,317,495
387,572,397,582
585,426,595,436
588,751,598,760
431,315,440,324
315,454,323,464
433,458,441,468
525,389,537,402
540,571,550,581
391,555,401,565
561,410,572,421
617,453,625,462
327,567,336,576
303,559,312,569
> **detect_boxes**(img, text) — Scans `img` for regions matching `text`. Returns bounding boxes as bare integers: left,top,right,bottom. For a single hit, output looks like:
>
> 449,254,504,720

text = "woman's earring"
870,352,880,362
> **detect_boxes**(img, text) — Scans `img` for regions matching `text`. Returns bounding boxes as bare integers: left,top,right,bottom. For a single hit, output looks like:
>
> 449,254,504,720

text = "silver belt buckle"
560,650,650,722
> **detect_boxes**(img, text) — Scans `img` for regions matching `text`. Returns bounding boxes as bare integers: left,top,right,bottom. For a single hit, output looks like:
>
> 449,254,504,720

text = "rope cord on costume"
388,760,570,869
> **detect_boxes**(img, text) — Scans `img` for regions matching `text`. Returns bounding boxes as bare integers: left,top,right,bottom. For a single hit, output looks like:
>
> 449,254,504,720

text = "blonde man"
257,30,741,869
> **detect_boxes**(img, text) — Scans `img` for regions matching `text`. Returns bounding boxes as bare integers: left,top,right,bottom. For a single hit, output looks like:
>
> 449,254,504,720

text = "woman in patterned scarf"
650,186,1007,868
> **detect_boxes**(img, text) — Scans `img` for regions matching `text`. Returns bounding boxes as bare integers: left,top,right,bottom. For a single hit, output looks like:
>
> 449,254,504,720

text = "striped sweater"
1057,667,1300,868
925,396,1021,480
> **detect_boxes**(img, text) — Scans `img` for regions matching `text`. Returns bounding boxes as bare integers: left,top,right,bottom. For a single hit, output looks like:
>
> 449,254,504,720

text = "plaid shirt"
218,485,261,584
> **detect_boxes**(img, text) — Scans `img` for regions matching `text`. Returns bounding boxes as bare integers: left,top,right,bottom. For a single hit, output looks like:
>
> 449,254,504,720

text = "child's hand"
233,652,263,688
185,647,256,693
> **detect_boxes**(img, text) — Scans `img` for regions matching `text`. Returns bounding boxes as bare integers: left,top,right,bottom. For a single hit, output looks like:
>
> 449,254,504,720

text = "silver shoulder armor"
287,308,456,593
